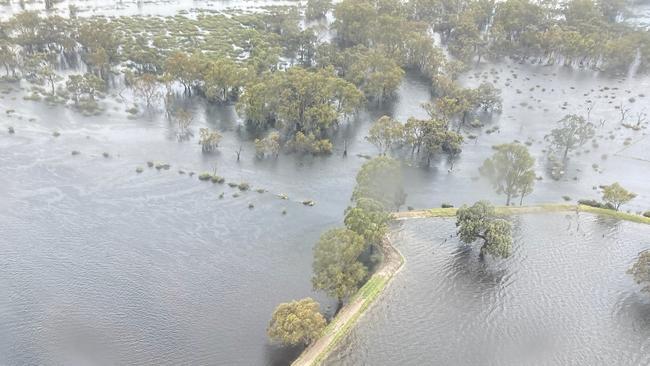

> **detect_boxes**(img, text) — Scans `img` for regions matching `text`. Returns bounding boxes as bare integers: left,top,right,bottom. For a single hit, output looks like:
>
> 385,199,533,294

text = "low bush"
198,173,212,181
578,199,615,210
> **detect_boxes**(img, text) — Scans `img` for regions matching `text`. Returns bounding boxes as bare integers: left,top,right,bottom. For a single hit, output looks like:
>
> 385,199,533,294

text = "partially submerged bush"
287,132,332,155
577,199,615,210
198,172,213,181
199,128,222,152
211,176,225,184
255,131,281,159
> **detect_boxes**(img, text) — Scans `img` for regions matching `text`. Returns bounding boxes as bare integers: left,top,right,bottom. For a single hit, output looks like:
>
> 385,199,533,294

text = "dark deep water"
0,2,650,365
326,213,650,366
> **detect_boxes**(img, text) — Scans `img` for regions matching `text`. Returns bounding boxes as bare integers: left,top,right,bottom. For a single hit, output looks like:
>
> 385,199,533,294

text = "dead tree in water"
236,144,243,161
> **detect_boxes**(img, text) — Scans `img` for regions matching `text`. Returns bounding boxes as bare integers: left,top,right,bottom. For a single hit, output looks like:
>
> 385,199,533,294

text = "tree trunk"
506,193,511,206
520,193,524,206
334,299,344,315
563,145,570,160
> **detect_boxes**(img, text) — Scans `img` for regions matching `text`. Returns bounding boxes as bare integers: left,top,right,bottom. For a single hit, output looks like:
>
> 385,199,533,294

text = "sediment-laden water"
326,213,650,366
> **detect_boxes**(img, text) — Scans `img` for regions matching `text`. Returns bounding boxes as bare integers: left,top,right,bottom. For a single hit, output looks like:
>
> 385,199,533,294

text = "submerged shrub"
287,132,332,155
198,172,213,181
577,199,615,210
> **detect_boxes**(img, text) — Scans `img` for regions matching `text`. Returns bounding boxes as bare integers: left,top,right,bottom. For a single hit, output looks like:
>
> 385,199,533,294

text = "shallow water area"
1,1,650,365
0,0,303,19
326,213,650,366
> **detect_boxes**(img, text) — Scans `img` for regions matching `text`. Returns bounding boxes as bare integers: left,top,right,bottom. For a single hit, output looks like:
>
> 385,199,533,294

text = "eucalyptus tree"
344,197,391,248
475,82,503,113
76,18,120,79
130,73,161,107
345,47,404,102
601,182,636,211
202,57,243,103
480,143,536,206
0,42,18,78
199,128,222,152
628,250,650,293
238,66,363,141
366,115,404,155
456,201,513,259
66,73,105,104
267,297,327,346
164,52,202,93
306,0,332,19
442,131,464,170
547,114,595,161
312,228,367,312
333,0,376,47
352,156,406,211
254,131,281,159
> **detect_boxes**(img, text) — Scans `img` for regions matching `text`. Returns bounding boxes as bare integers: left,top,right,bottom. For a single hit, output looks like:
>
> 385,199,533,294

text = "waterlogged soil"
326,213,650,366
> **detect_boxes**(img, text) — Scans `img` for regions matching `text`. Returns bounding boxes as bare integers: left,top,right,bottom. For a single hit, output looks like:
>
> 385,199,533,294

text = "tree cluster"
422,0,650,73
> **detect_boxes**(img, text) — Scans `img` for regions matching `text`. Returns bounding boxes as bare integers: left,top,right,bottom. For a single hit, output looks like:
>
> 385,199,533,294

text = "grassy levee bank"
393,203,577,220
291,234,405,366
293,203,649,366
579,205,650,225
394,203,650,224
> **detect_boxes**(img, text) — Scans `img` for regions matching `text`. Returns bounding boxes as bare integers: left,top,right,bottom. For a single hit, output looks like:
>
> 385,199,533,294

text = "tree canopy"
267,297,327,346
352,156,406,211
628,251,650,293
456,201,513,259
602,182,636,211
312,228,368,308
344,197,391,247
547,114,595,161
480,143,536,206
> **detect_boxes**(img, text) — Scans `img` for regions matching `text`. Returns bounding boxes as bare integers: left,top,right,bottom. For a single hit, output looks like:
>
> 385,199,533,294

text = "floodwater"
0,1,650,365
0,0,303,19
326,213,650,366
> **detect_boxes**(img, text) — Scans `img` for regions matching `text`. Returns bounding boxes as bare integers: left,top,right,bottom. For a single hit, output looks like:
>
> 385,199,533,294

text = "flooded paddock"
326,213,650,366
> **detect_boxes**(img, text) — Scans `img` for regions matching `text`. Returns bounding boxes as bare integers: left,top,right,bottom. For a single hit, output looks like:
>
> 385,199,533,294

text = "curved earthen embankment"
291,233,405,366
292,203,650,366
